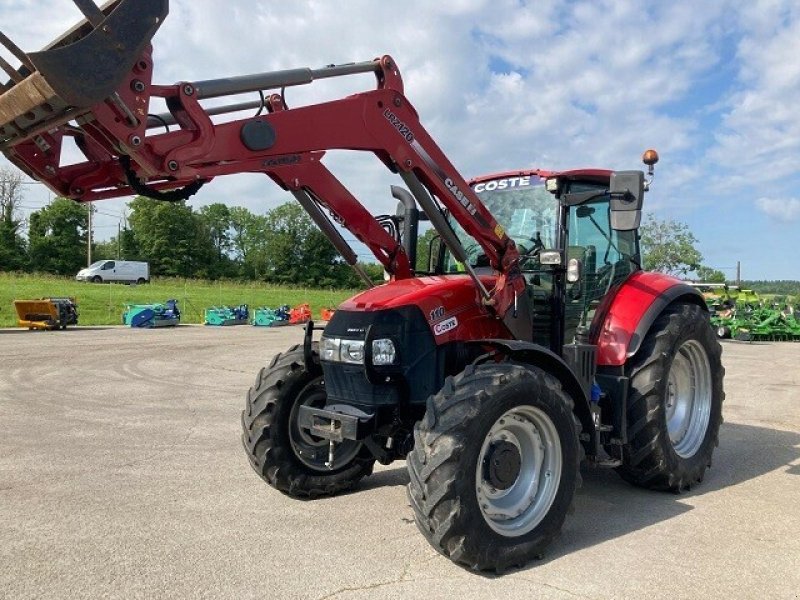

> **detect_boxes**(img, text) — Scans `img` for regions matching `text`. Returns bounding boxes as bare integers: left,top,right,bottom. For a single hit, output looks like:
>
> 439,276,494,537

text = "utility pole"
736,261,741,286
117,221,121,259
87,203,93,267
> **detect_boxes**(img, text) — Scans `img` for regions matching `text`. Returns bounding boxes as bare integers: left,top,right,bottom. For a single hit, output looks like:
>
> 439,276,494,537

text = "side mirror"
609,170,644,231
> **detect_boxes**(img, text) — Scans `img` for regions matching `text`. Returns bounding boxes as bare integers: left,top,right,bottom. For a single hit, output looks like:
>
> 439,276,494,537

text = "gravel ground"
1,325,798,600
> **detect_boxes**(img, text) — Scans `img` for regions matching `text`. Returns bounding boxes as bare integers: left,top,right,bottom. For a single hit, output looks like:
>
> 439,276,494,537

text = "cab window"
102,261,115,270
565,192,637,340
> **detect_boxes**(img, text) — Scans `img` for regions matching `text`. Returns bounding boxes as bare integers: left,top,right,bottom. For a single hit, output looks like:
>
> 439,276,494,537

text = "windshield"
446,176,557,271
88,260,107,268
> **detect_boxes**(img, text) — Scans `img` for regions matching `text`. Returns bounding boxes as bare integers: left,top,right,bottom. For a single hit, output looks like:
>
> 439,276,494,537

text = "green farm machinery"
251,305,290,327
711,299,800,342
691,283,800,341
205,305,249,326
122,300,180,328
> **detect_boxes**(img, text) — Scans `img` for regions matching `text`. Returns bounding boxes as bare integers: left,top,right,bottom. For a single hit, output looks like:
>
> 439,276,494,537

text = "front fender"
591,271,706,367
468,339,594,452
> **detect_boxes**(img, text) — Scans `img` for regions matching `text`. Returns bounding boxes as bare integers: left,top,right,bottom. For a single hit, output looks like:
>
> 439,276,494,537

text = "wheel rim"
288,380,360,472
475,406,562,537
665,339,713,458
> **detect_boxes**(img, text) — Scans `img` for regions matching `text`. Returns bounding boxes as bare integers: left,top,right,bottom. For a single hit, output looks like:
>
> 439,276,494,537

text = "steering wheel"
593,261,617,296
518,232,545,258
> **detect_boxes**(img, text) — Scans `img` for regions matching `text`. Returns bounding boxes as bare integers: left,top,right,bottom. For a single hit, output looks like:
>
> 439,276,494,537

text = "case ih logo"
445,178,477,216
433,316,458,336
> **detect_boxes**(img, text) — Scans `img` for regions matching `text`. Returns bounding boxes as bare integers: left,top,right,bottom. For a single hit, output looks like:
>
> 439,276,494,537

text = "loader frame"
0,0,524,317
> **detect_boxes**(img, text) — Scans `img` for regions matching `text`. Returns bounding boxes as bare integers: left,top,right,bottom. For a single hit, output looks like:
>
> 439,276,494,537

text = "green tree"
415,228,438,272
119,226,141,261
261,202,341,286
0,168,27,271
28,198,88,275
93,238,119,260
127,196,215,278
229,206,268,278
198,203,238,278
198,203,232,260
696,266,726,283
640,214,703,277
259,201,382,287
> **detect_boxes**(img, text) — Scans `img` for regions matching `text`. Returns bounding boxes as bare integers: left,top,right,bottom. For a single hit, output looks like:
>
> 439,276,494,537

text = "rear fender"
467,339,595,453
592,272,707,367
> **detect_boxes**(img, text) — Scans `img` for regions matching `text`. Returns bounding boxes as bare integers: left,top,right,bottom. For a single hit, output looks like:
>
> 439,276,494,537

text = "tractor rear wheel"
618,303,724,491
241,344,374,497
407,362,581,572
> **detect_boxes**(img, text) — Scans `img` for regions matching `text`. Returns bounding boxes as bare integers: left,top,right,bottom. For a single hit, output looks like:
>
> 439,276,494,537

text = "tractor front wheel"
619,303,724,491
241,344,374,497
407,363,581,572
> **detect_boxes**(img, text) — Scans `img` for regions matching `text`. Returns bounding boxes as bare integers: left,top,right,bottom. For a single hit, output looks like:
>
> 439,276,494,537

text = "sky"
1,0,798,279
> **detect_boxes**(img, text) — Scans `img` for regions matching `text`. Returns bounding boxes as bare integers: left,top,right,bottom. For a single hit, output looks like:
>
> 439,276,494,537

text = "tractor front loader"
1,0,724,573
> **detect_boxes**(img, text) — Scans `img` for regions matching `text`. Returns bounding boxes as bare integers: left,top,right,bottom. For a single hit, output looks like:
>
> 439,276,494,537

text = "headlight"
371,338,397,365
320,336,364,364
340,339,365,364
320,336,340,361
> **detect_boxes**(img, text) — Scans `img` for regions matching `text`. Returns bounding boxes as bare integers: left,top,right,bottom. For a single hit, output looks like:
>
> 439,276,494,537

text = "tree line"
1,165,797,293
0,168,380,287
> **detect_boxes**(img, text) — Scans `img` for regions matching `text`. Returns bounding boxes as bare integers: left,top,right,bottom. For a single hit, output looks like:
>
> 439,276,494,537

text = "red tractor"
0,0,723,572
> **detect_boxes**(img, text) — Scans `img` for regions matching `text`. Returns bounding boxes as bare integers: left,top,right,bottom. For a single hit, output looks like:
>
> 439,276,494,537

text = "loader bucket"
0,0,168,150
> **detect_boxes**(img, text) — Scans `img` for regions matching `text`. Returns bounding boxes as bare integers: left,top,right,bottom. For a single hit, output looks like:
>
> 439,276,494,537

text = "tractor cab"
435,168,644,352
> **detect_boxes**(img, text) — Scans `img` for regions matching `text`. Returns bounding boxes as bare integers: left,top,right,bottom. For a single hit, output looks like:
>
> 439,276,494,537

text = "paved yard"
0,326,798,599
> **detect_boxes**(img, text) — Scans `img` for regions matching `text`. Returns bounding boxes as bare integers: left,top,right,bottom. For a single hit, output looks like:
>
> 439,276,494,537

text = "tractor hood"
338,275,510,344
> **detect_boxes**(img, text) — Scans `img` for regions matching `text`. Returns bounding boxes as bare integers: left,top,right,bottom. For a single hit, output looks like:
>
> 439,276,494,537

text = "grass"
0,272,357,327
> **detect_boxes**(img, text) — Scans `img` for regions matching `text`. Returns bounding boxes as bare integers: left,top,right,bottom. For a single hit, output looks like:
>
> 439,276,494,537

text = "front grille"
322,363,401,408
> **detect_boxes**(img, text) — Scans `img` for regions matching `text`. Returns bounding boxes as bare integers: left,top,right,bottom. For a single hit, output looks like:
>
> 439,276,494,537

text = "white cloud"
708,1,800,187
0,0,789,256
755,197,800,221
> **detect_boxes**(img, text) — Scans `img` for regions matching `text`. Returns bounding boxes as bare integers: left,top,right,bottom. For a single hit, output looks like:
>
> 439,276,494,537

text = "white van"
76,260,150,284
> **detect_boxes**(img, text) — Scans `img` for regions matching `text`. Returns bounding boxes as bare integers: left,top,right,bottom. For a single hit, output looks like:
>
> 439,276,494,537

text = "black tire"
91,275,102,283
241,344,374,498
136,278,146,285
618,303,724,491
407,362,582,573
716,325,731,339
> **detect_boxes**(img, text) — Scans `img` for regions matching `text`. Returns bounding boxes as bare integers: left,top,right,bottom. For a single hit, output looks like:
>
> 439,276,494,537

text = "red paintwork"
2,47,523,317
592,271,685,366
339,275,512,344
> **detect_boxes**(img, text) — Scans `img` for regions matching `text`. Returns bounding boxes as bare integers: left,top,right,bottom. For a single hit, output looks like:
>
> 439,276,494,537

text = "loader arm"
0,0,524,315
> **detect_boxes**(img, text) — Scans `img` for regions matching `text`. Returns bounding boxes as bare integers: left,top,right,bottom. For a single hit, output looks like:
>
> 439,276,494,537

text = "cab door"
564,199,638,343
